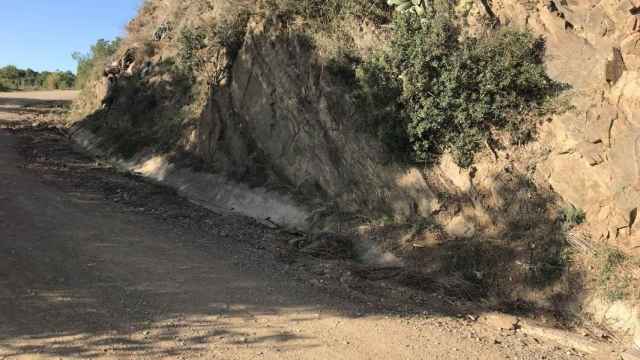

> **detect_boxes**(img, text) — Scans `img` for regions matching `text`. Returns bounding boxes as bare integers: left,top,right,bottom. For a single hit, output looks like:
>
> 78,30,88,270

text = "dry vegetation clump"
70,0,391,156
575,244,640,303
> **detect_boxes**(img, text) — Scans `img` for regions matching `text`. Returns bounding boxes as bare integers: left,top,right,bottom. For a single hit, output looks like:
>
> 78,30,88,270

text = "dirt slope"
0,92,621,359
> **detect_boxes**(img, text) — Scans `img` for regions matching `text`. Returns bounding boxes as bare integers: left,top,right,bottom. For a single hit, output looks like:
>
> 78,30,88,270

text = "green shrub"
559,205,586,228
0,80,10,92
354,12,559,167
177,12,250,76
213,11,251,60
43,71,76,90
354,55,410,156
73,38,121,89
326,48,360,85
177,27,208,71
594,246,633,302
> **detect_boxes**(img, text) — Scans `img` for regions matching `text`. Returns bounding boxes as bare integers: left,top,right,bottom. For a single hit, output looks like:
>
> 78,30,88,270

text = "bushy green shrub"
594,246,633,302
0,77,13,92
559,205,586,228
177,27,208,71
354,55,410,156
43,71,76,90
73,38,121,89
177,12,250,76
213,11,251,60
354,12,559,167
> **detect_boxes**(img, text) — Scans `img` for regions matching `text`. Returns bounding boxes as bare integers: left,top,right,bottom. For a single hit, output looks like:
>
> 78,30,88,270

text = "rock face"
67,1,631,242
461,0,640,252
188,15,563,243
184,0,640,252
70,0,640,253
189,16,444,221
68,0,640,336
73,2,566,252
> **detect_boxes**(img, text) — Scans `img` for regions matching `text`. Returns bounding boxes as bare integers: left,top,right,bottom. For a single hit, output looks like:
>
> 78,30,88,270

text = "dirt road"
0,92,621,359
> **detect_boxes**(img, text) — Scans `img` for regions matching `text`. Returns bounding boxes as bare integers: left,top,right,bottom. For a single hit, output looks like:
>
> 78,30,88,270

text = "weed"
73,38,121,89
177,12,250,84
593,246,632,302
275,0,392,26
177,27,208,71
325,47,361,85
559,205,586,229
412,217,438,232
353,54,410,157
528,243,570,287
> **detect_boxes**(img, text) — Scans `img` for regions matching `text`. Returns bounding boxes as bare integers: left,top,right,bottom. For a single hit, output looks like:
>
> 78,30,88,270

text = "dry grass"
576,243,640,303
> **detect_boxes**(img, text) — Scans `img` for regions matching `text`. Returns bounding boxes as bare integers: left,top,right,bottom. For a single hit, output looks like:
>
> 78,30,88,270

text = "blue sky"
0,0,143,73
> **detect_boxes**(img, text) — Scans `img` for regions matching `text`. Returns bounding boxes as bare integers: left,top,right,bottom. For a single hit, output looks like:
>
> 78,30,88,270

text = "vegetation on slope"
276,0,393,25
70,0,589,308
350,7,559,167
73,38,121,89
74,0,560,168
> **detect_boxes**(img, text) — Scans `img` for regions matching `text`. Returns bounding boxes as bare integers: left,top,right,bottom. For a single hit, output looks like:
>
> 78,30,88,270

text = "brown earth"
0,91,624,359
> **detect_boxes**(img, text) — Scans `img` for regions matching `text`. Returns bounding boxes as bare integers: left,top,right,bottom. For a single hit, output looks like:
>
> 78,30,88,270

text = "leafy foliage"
0,65,76,91
73,38,121,89
177,27,208,71
559,205,586,229
353,55,410,156
215,12,251,60
177,11,250,80
354,12,559,167
594,246,634,302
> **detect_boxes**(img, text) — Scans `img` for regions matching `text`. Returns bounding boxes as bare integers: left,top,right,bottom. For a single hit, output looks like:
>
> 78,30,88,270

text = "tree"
0,66,76,90
73,37,121,89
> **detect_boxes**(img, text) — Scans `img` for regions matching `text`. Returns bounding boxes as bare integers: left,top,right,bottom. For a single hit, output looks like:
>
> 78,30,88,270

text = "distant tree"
0,65,76,91
0,65,20,80
57,71,76,89
44,73,60,89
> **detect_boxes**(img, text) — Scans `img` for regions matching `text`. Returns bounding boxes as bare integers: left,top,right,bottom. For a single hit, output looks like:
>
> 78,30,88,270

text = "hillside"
68,0,640,345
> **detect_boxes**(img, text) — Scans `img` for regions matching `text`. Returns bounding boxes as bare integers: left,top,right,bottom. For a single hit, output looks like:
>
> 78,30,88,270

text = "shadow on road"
0,127,329,357
0,93,73,129
0,94,582,359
